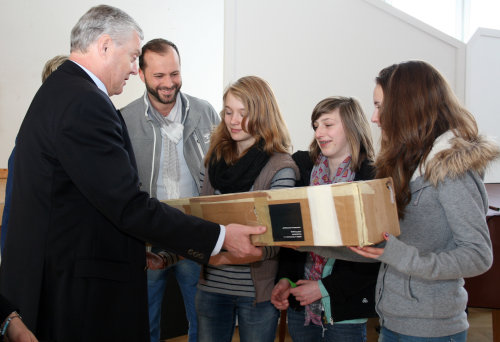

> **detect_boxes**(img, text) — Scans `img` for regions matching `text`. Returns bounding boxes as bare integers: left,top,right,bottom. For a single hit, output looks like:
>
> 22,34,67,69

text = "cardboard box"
165,177,400,247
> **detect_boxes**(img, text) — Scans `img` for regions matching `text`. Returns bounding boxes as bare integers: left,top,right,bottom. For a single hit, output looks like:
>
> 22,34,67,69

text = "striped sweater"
198,153,299,302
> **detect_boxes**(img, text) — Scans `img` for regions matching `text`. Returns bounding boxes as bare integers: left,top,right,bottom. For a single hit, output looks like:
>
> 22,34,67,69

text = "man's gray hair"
70,5,144,53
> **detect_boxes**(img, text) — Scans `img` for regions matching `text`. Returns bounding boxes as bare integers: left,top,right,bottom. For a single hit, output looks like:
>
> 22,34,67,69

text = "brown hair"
375,61,478,218
309,96,374,172
375,64,397,92
205,76,291,166
139,38,180,70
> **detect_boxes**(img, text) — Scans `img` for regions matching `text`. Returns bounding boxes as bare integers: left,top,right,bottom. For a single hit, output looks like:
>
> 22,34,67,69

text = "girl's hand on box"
349,232,389,259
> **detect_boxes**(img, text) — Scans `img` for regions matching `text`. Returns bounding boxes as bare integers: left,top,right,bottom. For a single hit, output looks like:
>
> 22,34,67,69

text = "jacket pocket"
378,269,418,316
193,127,212,156
410,183,432,206
74,258,131,282
380,268,465,319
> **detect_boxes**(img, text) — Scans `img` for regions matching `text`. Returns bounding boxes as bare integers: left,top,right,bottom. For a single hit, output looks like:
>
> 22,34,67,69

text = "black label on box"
269,203,304,241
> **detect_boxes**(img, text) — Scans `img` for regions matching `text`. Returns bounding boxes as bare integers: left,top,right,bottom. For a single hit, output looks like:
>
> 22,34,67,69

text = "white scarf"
148,93,184,200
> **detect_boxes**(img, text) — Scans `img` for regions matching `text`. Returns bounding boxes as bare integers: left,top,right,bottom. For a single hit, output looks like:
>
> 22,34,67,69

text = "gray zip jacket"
302,131,499,337
121,91,220,196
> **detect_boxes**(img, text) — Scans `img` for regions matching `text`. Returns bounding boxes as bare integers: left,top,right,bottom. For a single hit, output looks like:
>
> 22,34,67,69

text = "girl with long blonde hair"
196,76,299,342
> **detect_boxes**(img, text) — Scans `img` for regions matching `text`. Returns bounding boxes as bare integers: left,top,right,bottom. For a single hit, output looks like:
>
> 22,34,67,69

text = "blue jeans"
286,307,367,342
148,259,201,342
195,290,279,342
379,326,468,342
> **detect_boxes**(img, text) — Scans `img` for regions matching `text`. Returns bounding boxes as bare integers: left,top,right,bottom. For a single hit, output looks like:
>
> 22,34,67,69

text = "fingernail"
384,232,389,238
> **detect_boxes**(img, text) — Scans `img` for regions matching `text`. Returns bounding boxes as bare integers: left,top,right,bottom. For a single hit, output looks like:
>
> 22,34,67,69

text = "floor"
165,307,494,341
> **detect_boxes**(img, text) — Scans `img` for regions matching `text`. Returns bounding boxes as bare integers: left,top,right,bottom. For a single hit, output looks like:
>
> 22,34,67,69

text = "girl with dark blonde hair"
204,75,292,168
196,75,299,342
272,96,379,342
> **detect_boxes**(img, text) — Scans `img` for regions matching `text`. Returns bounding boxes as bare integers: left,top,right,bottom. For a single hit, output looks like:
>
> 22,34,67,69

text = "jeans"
148,259,201,342
195,290,280,342
379,326,468,342
286,307,367,342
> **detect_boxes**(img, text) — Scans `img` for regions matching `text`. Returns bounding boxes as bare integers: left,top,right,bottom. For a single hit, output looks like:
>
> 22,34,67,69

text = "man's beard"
146,82,182,105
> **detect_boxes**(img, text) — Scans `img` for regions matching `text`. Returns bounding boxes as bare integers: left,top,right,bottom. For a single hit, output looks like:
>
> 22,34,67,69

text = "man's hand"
290,280,322,306
209,249,263,266
5,315,38,342
222,224,266,258
271,278,291,310
146,251,166,270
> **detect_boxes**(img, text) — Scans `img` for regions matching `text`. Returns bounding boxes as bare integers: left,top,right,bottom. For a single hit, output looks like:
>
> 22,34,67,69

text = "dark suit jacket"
0,294,16,327
0,61,220,342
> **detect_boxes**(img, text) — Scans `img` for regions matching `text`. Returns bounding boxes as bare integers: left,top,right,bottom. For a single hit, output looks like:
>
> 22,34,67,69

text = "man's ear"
139,68,145,83
97,34,113,57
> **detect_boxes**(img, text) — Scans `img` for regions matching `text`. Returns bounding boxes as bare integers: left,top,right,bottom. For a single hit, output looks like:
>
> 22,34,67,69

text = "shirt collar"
70,60,109,96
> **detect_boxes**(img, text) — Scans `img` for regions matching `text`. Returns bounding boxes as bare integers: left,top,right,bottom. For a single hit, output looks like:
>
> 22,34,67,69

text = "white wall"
466,28,500,183
0,0,224,167
2,0,498,182
224,0,466,154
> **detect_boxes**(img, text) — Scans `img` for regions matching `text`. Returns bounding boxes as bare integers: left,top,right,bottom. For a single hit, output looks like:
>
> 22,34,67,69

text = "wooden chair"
278,310,287,342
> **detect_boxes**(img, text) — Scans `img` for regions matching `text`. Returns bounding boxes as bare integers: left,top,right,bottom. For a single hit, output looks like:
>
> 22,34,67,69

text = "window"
385,0,500,42
467,0,500,40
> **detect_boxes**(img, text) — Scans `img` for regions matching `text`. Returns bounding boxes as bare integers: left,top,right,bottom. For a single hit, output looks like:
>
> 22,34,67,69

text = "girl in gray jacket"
353,60,499,340
304,61,499,341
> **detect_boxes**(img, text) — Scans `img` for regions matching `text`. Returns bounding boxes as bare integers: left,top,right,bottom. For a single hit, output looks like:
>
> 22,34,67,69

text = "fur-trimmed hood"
412,131,500,185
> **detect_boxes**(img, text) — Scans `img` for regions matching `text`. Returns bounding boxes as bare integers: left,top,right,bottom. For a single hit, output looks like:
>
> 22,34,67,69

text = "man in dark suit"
0,5,264,342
